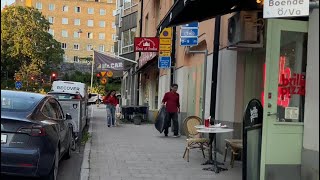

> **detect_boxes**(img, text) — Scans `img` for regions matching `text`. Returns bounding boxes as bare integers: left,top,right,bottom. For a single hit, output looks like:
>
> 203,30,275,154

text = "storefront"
136,52,160,121
157,0,319,179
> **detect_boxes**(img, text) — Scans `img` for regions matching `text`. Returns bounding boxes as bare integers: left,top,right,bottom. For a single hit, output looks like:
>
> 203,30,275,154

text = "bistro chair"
182,116,210,162
223,139,243,168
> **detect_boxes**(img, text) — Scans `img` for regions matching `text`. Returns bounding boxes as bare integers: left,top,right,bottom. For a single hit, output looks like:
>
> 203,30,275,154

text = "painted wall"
301,8,319,180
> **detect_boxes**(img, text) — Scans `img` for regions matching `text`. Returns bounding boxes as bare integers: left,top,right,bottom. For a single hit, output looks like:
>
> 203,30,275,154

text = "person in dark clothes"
162,84,180,137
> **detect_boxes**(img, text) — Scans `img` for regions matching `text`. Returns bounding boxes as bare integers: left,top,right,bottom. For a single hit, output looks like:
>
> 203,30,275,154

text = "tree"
1,6,64,81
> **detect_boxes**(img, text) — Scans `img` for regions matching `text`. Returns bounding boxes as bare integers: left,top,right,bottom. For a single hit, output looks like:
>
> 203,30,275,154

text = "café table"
197,127,234,173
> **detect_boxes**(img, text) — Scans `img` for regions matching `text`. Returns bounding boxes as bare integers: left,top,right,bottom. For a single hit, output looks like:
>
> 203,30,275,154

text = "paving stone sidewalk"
83,106,242,180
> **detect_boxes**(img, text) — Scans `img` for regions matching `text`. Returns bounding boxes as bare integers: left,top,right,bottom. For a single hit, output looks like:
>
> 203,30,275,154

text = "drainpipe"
170,27,177,85
210,15,221,119
136,0,144,106
310,1,319,9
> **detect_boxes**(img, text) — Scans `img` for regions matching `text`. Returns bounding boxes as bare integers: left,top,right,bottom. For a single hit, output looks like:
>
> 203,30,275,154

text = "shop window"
262,31,307,123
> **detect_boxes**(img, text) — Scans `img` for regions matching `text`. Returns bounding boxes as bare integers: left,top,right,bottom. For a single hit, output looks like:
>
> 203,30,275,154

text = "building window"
111,45,114,53
112,34,116,41
99,21,105,27
49,4,55,11
62,30,68,37
100,9,106,15
74,19,80,26
88,32,93,39
62,18,68,25
112,22,116,29
121,28,136,54
74,56,79,62
61,43,67,49
88,8,94,14
74,44,80,50
87,20,94,27
36,2,42,9
74,31,80,38
87,44,93,51
75,6,81,13
48,29,54,36
63,55,68,62
48,16,54,24
99,45,105,52
123,0,138,16
62,5,68,12
107,0,113,3
99,33,105,40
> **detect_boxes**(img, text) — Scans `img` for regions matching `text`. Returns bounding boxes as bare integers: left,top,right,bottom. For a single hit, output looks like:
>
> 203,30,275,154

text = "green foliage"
1,6,64,81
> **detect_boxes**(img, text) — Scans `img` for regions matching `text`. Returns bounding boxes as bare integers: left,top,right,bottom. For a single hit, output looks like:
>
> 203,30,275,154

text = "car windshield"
1,93,39,112
49,93,82,100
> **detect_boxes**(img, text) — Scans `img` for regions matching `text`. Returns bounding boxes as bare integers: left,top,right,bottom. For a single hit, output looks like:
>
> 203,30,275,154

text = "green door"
260,19,308,180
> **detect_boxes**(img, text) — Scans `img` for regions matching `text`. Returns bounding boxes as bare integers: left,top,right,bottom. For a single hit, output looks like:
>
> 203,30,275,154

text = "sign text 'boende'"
263,0,309,18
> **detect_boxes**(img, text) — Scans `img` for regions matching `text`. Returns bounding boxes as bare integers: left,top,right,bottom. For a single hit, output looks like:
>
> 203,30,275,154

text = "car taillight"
17,126,46,136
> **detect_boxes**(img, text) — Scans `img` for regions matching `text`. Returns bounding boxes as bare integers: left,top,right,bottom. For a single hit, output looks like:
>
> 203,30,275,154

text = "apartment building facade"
114,0,139,105
16,0,116,63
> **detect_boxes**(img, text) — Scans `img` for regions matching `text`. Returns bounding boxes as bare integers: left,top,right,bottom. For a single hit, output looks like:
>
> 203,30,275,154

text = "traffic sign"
160,39,171,45
180,21,199,46
180,37,199,46
158,56,171,69
100,77,107,85
159,51,171,57
15,81,22,89
160,27,172,38
106,71,113,77
100,71,107,77
159,45,171,51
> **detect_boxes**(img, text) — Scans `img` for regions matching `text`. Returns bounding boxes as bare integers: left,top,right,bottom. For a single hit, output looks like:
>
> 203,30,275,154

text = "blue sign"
158,56,171,69
180,37,198,46
180,21,199,46
181,22,199,28
181,29,199,37
15,81,22,89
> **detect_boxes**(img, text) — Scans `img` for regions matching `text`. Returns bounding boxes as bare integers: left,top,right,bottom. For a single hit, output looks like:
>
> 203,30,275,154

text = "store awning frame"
157,0,261,34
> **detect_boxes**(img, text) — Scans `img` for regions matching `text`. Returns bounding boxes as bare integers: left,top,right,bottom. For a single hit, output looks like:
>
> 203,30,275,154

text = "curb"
80,108,93,180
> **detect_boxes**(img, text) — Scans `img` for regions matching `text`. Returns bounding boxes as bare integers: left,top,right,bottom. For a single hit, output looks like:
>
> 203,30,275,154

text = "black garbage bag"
155,106,167,133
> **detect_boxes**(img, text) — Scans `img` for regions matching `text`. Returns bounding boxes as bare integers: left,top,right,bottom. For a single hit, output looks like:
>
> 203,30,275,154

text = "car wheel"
45,148,59,180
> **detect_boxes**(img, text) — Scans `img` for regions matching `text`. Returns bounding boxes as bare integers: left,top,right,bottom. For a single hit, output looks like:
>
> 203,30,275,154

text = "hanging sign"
263,0,309,18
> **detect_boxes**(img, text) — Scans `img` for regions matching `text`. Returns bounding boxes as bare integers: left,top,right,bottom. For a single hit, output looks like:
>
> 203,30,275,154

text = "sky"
1,0,15,9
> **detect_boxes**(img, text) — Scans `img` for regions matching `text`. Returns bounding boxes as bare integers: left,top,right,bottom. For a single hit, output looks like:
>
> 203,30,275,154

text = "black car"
1,90,74,180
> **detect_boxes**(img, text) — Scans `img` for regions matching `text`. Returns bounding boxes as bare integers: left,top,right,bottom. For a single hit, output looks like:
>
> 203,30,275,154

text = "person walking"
162,84,180,137
103,90,118,127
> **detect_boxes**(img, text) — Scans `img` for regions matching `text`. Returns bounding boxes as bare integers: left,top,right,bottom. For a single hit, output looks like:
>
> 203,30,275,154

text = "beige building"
16,0,116,63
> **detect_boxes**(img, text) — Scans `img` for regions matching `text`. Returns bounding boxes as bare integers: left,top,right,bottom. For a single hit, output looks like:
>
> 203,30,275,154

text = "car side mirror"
66,113,72,120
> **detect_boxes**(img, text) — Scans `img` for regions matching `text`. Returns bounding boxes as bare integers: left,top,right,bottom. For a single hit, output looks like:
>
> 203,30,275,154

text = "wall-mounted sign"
134,37,159,52
263,0,309,18
159,27,173,61
180,22,199,46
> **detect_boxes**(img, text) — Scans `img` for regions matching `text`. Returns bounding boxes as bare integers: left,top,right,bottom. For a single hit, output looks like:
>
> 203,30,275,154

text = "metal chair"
182,116,209,162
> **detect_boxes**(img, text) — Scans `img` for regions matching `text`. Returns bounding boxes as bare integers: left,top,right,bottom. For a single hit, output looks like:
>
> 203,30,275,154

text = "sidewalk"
81,106,242,180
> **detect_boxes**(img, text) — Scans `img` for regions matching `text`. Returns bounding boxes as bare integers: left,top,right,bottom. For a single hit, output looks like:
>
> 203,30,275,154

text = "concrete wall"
301,9,319,180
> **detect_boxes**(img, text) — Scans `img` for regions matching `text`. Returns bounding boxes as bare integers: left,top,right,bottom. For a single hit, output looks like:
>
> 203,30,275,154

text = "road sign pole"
90,50,95,92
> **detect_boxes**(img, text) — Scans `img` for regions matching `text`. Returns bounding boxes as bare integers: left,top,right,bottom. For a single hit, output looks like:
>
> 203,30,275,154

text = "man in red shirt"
162,84,180,137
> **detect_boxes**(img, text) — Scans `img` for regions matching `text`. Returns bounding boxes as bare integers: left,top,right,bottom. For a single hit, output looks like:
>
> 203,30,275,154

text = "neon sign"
261,56,306,108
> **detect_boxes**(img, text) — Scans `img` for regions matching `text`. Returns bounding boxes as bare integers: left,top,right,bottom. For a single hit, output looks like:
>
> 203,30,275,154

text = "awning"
157,0,260,34
133,52,158,74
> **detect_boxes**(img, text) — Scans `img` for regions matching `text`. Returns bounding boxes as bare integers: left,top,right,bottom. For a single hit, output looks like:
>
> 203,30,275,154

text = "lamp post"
90,53,94,91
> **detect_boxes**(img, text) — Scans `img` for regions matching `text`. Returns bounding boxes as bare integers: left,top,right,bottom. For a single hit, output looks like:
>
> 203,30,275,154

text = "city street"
81,106,242,180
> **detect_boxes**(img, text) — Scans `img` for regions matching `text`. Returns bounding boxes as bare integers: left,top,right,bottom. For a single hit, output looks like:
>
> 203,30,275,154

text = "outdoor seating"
182,116,210,162
223,139,243,168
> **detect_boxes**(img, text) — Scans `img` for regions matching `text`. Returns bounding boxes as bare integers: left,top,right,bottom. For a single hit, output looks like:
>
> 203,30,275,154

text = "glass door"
260,19,308,180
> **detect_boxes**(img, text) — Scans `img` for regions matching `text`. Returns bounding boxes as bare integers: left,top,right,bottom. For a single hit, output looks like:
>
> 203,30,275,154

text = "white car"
88,93,103,104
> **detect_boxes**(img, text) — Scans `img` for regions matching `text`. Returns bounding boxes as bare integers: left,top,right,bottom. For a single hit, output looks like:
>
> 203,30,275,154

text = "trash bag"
155,106,167,133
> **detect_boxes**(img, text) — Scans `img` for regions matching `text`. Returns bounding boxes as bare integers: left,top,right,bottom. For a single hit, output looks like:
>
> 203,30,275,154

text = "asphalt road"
1,139,85,180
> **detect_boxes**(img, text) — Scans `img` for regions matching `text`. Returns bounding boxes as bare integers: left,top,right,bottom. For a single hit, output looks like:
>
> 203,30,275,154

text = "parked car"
88,93,103,104
1,90,74,180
